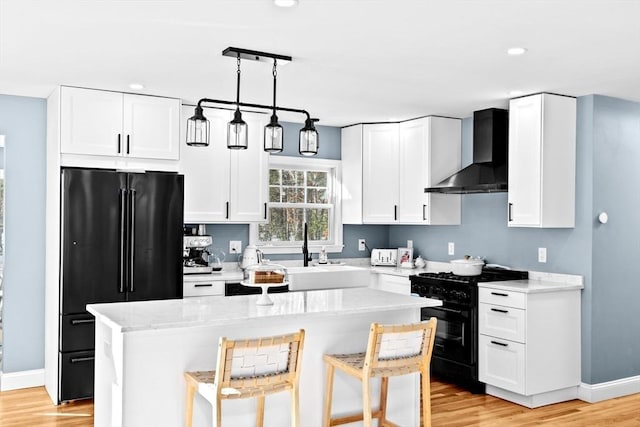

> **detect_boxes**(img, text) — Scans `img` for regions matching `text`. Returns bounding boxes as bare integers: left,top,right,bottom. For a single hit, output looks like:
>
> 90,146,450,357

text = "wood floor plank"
0,380,639,426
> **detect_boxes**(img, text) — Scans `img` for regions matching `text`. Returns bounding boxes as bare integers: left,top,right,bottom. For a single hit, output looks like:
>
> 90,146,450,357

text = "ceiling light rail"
187,47,318,156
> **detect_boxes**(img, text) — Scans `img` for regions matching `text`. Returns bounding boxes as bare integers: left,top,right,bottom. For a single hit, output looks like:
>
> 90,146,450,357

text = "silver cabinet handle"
70,356,95,364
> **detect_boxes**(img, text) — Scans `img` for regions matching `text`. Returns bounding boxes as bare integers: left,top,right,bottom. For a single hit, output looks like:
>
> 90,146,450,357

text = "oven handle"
428,306,464,315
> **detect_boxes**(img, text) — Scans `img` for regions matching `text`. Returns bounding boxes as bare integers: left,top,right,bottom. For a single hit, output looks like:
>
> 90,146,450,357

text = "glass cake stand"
241,263,288,305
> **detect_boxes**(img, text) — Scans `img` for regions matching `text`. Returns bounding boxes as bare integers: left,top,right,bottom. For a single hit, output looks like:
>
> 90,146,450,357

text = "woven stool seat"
323,319,437,427
184,330,305,427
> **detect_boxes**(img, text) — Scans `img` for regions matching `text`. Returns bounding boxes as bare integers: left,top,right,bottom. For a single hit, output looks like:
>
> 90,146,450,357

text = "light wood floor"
0,379,639,426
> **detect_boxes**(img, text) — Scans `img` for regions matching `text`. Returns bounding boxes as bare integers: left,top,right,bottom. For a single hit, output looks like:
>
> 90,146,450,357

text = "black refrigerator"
58,167,184,403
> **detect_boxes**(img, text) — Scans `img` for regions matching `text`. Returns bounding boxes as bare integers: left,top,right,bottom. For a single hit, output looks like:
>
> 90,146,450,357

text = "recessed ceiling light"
507,47,527,56
129,83,145,90
274,0,298,7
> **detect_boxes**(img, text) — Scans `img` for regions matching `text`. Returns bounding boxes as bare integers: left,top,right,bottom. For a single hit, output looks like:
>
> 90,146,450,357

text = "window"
250,156,342,254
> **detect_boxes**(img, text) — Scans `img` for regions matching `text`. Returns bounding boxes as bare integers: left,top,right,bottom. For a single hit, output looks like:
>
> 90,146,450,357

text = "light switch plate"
538,247,547,263
448,242,455,256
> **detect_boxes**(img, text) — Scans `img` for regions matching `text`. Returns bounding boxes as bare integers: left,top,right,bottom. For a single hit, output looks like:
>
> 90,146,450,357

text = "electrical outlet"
358,239,366,251
229,241,242,254
448,242,455,256
407,240,413,249
538,247,547,263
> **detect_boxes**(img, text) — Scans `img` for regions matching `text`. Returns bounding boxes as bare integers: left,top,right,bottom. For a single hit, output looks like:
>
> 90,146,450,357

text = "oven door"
421,305,472,365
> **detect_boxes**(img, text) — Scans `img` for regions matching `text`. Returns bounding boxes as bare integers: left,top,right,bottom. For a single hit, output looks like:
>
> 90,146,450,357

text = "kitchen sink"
286,265,371,291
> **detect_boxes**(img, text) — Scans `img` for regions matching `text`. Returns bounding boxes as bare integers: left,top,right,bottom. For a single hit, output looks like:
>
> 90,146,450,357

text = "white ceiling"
1,0,639,127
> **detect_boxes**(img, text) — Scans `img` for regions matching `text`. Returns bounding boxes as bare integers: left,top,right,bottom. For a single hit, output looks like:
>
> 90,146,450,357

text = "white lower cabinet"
183,277,225,297
478,285,581,408
371,273,410,295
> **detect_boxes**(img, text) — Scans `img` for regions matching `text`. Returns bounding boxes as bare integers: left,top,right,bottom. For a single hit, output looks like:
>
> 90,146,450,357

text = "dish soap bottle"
318,246,328,264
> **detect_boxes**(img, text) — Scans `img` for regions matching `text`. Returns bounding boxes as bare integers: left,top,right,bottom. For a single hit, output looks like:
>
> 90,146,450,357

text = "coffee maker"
183,235,214,274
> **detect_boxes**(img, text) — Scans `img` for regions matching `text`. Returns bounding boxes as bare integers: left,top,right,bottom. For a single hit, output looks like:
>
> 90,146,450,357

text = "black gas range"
410,267,528,393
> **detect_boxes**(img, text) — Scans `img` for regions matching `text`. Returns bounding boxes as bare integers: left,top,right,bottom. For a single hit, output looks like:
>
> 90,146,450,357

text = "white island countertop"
87,287,441,333
89,288,441,427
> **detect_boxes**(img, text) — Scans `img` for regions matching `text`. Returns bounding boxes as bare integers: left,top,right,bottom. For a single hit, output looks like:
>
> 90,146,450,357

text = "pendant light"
189,47,319,155
264,59,283,153
227,54,248,150
299,117,319,156
186,104,210,146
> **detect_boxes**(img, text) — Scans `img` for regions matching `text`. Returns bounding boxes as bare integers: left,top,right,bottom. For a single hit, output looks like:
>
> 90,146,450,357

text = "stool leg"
421,371,432,427
185,381,196,427
379,376,389,424
256,395,265,427
323,363,335,427
362,377,372,427
291,384,300,427
214,396,222,427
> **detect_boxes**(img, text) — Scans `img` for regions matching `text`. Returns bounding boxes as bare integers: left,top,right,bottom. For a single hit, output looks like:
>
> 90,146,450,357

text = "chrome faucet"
302,222,311,267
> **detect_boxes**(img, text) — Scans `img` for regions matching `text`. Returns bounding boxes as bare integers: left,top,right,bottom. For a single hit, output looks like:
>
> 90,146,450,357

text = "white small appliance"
241,245,263,269
370,248,397,266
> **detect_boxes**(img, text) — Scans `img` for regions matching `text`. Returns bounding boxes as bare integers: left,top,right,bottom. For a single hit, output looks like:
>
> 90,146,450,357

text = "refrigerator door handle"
119,189,127,293
129,189,136,293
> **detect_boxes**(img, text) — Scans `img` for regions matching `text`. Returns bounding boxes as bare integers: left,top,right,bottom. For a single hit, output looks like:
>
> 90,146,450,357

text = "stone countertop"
478,271,584,293
87,287,442,333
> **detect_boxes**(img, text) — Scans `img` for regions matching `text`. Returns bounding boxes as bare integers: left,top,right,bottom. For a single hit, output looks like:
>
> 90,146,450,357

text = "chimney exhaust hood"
425,108,509,194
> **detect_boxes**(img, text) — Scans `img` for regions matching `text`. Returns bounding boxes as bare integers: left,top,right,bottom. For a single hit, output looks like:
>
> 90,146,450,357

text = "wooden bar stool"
323,318,437,427
184,329,305,427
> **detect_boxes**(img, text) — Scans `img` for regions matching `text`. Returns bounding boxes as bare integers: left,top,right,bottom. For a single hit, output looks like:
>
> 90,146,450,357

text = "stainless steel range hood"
425,108,509,194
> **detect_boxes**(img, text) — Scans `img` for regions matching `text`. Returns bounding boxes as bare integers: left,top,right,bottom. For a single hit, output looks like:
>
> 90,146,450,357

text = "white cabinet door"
60,87,180,161
508,95,543,226
123,94,180,160
478,334,526,394
508,93,576,228
362,123,399,223
341,125,363,224
180,107,231,223
398,117,461,224
228,112,269,222
399,119,429,223
60,87,123,156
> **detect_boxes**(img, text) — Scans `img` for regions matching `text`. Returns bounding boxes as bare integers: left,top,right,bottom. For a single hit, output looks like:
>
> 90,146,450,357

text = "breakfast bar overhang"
87,288,441,427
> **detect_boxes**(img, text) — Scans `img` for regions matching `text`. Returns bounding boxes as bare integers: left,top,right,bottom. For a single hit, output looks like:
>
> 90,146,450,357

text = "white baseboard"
579,375,640,402
0,369,45,391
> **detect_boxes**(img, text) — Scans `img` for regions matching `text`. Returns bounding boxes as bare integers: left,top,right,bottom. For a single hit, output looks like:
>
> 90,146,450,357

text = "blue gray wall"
0,94,47,373
3,93,639,387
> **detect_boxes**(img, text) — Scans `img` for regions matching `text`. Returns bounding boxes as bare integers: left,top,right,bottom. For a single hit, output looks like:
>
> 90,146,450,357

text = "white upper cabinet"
60,86,180,160
179,106,268,224
508,93,576,228
362,123,400,223
399,117,461,224
342,117,461,225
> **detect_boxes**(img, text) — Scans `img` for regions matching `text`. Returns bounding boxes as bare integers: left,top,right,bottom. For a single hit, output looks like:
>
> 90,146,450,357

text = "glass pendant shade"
227,108,248,149
264,114,283,153
299,118,319,156
186,106,210,146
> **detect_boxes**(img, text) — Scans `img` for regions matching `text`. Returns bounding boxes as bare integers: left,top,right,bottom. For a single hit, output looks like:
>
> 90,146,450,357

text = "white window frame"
249,156,343,255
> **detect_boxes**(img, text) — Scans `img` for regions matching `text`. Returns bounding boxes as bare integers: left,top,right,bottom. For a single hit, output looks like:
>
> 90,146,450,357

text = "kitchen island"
87,288,441,427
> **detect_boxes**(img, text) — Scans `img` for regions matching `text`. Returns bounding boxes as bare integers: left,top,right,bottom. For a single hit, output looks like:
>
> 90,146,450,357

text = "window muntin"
251,156,342,254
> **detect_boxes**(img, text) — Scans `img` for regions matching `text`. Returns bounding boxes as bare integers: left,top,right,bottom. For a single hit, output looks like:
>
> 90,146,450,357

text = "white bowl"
450,259,484,276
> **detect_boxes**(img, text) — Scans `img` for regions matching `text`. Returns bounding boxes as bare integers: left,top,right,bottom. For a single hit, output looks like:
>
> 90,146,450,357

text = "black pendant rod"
272,59,277,116
235,55,241,107
195,98,314,121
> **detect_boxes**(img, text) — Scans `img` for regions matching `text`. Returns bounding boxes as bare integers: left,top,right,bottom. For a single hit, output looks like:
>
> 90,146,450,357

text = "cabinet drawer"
479,303,526,343
479,287,526,309
60,313,95,352
478,334,525,394
183,280,225,297
59,350,95,402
